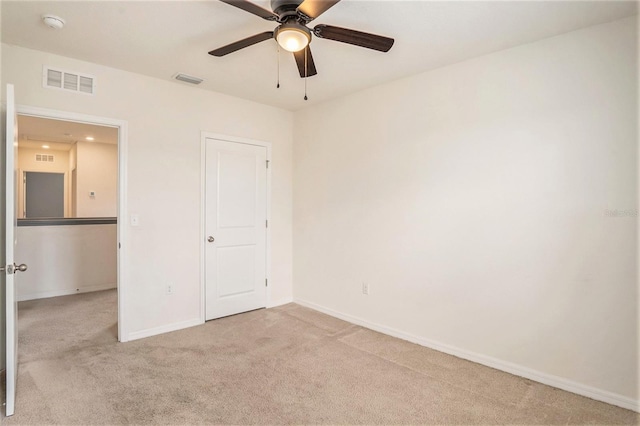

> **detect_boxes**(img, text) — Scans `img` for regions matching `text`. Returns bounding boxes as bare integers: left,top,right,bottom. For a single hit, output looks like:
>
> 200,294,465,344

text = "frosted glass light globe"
276,28,310,52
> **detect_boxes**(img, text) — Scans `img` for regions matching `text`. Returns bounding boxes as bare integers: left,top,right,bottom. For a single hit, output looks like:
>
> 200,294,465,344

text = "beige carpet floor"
1,289,638,425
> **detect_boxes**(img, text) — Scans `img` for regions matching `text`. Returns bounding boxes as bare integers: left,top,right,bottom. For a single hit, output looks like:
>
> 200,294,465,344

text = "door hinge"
265,220,268,228
118,243,121,249
266,160,270,169
265,278,268,287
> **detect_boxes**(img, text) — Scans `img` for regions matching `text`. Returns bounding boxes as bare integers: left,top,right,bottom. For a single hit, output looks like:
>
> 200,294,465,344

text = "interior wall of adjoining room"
18,122,118,219
17,142,117,218
293,15,638,405
16,224,117,301
15,125,119,301
1,43,294,348
74,141,118,217
70,142,77,214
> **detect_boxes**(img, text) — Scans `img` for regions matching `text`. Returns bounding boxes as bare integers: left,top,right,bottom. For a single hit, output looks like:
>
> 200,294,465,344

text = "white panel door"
5,84,24,417
205,138,267,320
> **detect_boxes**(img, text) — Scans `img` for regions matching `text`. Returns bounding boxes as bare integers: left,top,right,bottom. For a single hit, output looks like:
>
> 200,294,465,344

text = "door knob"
207,236,215,243
14,263,28,272
5,263,27,274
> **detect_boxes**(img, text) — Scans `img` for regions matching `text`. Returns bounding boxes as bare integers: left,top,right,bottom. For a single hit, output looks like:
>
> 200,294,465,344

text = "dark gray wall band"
18,217,117,227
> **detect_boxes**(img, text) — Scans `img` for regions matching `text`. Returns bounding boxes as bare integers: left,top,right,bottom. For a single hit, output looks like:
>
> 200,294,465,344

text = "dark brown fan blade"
313,24,394,52
293,46,318,78
296,0,340,21
209,32,274,56
218,0,278,21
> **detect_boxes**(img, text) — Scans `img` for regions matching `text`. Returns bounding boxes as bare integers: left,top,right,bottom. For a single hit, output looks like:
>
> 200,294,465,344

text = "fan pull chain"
304,47,308,101
276,45,280,89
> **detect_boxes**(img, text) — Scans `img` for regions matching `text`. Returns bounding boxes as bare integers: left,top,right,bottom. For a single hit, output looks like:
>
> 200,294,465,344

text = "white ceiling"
18,115,118,151
1,1,637,111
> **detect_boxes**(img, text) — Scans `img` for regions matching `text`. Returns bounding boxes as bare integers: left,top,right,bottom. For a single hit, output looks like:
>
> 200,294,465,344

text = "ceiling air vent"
43,66,95,95
173,73,204,85
35,154,55,163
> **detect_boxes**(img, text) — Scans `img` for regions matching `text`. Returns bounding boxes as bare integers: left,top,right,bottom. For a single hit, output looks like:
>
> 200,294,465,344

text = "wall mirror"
17,115,118,219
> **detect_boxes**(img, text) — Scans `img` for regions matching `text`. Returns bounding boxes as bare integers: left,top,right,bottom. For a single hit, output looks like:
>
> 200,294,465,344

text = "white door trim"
16,104,130,342
200,132,272,323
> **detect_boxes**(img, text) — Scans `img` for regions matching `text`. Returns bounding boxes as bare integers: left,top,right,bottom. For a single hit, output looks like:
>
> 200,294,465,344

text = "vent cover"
35,154,55,163
44,66,95,95
174,73,204,85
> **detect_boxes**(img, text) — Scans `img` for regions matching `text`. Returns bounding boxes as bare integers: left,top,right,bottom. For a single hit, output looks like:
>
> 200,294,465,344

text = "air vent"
79,76,94,93
174,73,204,85
35,154,55,163
43,66,95,95
47,69,62,88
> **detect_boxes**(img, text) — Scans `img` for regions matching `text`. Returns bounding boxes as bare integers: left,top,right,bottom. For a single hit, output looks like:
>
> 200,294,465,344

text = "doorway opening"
24,171,65,218
15,107,128,342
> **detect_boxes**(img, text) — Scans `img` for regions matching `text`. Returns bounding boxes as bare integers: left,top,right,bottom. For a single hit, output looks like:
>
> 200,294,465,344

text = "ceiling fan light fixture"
275,23,310,52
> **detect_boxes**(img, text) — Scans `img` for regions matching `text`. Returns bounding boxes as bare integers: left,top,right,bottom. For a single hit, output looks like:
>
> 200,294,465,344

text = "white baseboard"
294,298,639,413
18,283,117,302
267,297,294,308
127,318,202,342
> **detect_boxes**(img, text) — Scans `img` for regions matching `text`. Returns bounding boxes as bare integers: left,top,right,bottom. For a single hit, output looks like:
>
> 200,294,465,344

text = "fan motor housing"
271,0,304,17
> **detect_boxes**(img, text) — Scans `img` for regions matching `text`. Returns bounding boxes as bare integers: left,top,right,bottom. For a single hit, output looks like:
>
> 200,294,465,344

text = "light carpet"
1,289,638,424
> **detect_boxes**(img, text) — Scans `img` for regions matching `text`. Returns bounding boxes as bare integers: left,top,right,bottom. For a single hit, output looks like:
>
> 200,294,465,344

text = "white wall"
70,142,77,215
293,16,638,407
69,142,76,170
2,44,294,341
75,141,117,217
16,224,116,301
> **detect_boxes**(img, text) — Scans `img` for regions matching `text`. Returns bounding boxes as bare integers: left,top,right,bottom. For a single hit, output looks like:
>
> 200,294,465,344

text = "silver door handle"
207,236,215,243
14,263,28,272
3,263,27,274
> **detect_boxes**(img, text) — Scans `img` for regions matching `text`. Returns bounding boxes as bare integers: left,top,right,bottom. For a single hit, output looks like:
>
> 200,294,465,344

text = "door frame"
16,104,129,342
200,132,272,323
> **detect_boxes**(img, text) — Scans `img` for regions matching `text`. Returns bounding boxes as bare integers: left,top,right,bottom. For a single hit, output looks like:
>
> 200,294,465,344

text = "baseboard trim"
267,297,294,308
127,318,202,342
294,298,639,413
18,283,117,302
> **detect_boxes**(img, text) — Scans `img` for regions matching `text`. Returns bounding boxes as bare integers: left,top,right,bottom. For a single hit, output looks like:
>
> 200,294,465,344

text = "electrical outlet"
166,284,174,295
362,282,369,295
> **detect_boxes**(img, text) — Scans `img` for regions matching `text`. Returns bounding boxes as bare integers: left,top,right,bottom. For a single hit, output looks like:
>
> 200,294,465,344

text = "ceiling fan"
208,0,395,79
